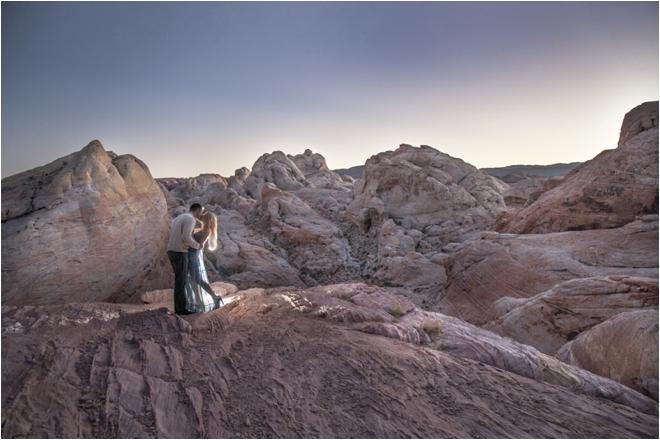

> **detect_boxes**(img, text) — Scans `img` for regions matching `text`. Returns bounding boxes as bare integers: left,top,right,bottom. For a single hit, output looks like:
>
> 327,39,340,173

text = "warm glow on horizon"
2,2,657,179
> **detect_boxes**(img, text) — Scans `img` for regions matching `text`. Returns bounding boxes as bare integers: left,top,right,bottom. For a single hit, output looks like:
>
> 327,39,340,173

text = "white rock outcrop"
1,140,171,306
346,144,508,237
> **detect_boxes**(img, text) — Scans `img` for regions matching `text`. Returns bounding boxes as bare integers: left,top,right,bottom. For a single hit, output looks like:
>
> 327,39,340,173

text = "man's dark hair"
190,203,203,212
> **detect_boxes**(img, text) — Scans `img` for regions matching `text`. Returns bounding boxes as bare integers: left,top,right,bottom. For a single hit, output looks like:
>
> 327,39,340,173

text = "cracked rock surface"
2,284,657,438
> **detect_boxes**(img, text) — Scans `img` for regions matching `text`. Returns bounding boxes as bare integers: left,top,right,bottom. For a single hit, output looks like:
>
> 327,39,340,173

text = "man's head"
190,203,205,220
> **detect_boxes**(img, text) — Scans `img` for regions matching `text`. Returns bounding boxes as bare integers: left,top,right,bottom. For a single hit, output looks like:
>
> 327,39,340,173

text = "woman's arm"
197,229,211,250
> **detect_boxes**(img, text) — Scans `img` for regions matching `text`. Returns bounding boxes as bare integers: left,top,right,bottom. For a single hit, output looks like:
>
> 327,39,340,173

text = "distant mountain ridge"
480,162,582,178
333,162,582,180
332,165,364,180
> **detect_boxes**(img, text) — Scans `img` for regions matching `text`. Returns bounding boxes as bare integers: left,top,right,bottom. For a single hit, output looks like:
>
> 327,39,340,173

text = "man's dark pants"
168,251,189,314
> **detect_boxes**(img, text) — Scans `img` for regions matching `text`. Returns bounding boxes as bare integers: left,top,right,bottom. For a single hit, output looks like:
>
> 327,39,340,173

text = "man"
167,203,204,315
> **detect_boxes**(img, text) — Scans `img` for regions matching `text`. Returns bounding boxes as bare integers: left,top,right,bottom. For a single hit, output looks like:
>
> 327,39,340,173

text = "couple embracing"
167,203,225,315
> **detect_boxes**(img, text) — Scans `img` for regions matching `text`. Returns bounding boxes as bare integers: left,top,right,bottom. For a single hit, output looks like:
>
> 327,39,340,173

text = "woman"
184,211,224,313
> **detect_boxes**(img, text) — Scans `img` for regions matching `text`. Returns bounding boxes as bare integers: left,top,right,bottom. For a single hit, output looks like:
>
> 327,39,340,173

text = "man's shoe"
176,310,193,315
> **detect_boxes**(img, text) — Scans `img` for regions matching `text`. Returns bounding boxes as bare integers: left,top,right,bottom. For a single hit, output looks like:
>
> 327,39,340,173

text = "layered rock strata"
258,183,357,286
437,216,658,324
494,101,659,234
346,144,508,237
1,140,171,306
557,309,659,401
2,284,657,439
483,276,658,356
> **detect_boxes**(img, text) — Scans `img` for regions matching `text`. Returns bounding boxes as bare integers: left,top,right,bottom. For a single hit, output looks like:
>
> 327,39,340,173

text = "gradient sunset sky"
2,1,658,179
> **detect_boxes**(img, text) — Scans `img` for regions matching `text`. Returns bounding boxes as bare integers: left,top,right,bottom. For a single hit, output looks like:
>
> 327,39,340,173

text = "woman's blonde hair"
203,212,218,251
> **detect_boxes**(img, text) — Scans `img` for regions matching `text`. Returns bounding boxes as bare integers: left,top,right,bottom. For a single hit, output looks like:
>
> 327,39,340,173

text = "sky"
2,1,658,179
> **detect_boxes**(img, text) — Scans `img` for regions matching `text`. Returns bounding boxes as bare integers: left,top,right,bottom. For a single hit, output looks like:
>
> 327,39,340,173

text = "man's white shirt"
167,212,201,252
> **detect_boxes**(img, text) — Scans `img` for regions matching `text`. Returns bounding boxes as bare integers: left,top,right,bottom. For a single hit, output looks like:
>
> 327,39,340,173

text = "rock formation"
155,144,515,292
618,100,660,147
501,176,548,208
483,276,658,356
346,144,508,236
162,173,228,202
205,207,305,289
557,309,659,401
341,144,510,292
436,216,658,324
2,284,657,438
3,102,659,437
289,149,349,189
244,150,308,198
1,140,171,306
494,101,659,234
243,149,354,220
257,183,357,286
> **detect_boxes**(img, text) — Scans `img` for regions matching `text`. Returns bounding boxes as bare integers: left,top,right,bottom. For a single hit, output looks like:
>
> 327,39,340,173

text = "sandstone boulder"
367,219,448,290
483,276,658,356
373,252,447,289
244,151,307,199
202,185,257,216
501,176,547,208
618,100,660,147
557,309,659,401
289,149,350,189
258,183,356,286
158,174,228,201
347,144,508,238
542,175,565,192
227,167,251,196
205,207,306,289
244,149,354,222
436,216,658,324
140,288,174,304
157,181,185,214
1,140,171,306
494,102,659,234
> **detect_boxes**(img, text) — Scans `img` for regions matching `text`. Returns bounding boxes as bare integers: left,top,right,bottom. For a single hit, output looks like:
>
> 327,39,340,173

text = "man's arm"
181,215,201,250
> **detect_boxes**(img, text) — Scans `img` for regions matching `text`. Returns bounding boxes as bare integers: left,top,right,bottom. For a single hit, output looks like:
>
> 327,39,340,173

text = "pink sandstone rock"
160,174,228,201
436,216,658,324
289,149,350,189
1,140,171,306
205,207,306,289
244,151,307,199
557,309,659,401
483,276,658,356
2,285,656,438
259,183,356,285
618,100,660,147
346,144,508,236
501,176,547,208
494,101,659,234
